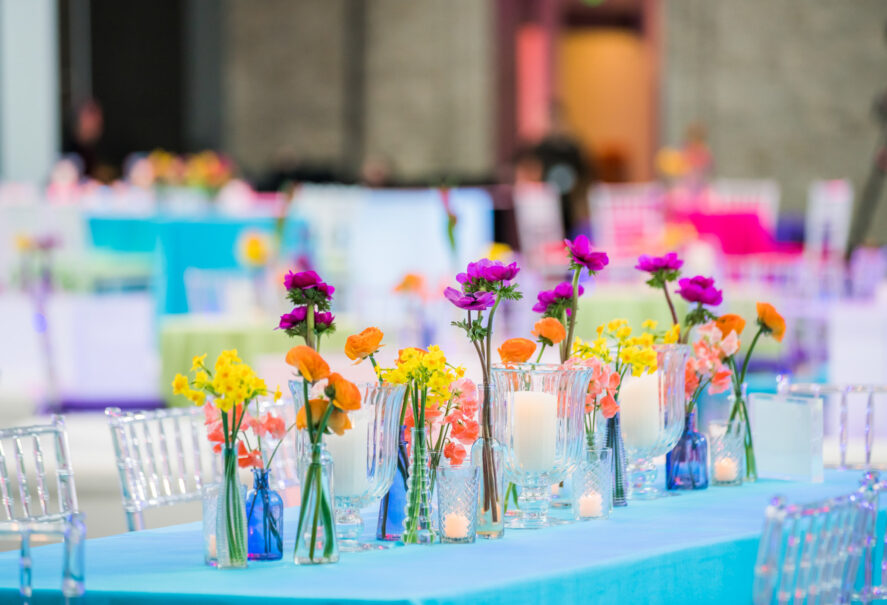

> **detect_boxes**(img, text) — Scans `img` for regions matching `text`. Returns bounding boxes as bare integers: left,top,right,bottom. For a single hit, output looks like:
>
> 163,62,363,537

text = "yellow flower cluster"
381,345,463,405
173,349,279,412
578,319,659,377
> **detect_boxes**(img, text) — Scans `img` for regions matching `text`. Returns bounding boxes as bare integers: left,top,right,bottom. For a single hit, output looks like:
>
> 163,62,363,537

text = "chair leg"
62,513,86,602
126,510,145,532
20,531,32,605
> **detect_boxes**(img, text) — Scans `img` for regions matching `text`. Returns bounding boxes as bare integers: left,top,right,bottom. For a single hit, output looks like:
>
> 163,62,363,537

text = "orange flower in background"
600,394,619,419
532,317,566,345
716,314,746,339
327,373,361,411
756,302,786,342
394,273,425,294
497,338,536,363
345,327,384,361
286,346,330,382
443,441,467,465
237,441,263,468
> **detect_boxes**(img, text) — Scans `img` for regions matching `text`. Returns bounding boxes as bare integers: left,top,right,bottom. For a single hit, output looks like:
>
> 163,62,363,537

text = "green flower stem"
662,283,679,329
535,343,547,363
306,306,316,351
562,269,581,362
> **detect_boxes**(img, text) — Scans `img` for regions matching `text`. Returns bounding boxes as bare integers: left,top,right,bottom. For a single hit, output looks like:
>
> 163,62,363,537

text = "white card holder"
750,393,824,483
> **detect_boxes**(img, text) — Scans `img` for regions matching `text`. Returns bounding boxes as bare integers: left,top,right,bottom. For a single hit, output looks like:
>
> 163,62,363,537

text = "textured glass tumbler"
571,447,613,520
709,420,745,486
202,484,219,567
436,464,480,544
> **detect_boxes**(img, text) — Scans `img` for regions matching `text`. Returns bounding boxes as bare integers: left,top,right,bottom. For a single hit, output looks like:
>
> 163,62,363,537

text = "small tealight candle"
714,457,739,482
551,483,560,497
207,533,217,559
443,513,470,540
578,492,603,518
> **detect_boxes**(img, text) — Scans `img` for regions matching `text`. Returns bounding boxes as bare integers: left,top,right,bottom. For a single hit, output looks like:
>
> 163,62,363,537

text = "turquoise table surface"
0,471,874,604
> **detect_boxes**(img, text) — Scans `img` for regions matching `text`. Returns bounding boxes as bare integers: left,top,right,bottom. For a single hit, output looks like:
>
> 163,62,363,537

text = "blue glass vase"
665,411,709,490
376,425,409,541
246,468,284,561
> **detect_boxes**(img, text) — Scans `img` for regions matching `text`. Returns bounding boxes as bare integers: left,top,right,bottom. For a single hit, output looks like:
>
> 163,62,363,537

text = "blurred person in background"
533,102,595,238
360,154,394,188
64,99,116,183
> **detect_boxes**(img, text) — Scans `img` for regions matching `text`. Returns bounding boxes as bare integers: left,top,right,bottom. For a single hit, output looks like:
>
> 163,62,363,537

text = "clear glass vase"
471,382,506,539
709,419,745,486
621,344,689,499
665,411,709,490
437,463,480,544
328,383,405,551
202,483,220,567
246,468,284,561
571,446,613,520
728,383,756,481
605,414,628,507
216,447,248,568
295,443,338,564
402,427,436,544
492,363,591,528
377,425,409,541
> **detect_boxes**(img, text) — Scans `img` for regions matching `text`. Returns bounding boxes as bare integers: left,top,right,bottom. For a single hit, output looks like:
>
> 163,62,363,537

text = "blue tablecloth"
88,213,309,314
0,471,873,604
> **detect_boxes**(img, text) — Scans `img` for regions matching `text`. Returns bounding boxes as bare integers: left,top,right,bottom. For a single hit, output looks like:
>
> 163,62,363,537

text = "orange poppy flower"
344,327,384,361
498,338,537,363
394,273,425,294
532,317,566,345
716,314,746,339
285,346,330,382
295,398,329,430
756,302,786,342
326,408,353,436
326,373,362,411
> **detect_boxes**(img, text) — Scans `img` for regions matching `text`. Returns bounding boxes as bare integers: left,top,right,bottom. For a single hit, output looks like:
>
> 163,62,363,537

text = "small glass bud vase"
571,446,613,520
471,383,506,539
665,411,709,490
246,468,284,561
436,463,480,544
709,420,745,486
202,484,220,567
402,427,437,545
295,443,339,564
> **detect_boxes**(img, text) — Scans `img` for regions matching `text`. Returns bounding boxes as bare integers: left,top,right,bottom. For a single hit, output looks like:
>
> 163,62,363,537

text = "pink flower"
720,331,740,357
443,441,467,465
709,368,733,395
237,441,263,468
600,394,619,419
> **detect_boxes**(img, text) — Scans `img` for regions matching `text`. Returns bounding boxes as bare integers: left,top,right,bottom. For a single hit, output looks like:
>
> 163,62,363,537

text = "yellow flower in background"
191,354,207,372
238,230,271,267
642,319,658,331
486,242,514,262
14,235,33,252
664,324,680,344
172,374,189,395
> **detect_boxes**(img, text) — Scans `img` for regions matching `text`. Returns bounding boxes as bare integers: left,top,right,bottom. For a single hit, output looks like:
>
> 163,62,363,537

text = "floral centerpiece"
279,269,336,352
286,345,362,564
445,258,521,538
378,346,466,544
172,350,281,568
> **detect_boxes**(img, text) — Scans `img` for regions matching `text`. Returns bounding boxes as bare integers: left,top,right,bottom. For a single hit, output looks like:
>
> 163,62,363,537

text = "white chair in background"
589,183,665,271
105,407,219,531
0,416,85,603
782,383,887,470
752,472,876,605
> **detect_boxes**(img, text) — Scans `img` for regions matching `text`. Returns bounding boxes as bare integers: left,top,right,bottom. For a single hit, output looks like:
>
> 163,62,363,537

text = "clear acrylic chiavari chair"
105,406,219,531
0,416,85,603
752,472,877,605
783,383,887,470
256,398,300,503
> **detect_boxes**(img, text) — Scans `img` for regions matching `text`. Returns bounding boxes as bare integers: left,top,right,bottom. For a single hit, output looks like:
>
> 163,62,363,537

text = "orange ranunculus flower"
394,273,425,294
497,338,536,363
327,409,353,435
285,346,330,382
532,317,566,345
344,327,384,361
326,373,361,411
295,398,329,430
756,302,786,342
716,314,746,339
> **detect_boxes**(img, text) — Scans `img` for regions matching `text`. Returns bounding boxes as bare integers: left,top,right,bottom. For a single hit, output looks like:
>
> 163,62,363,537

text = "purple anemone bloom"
636,252,683,274
564,235,609,272
676,276,723,306
278,306,307,329
444,287,495,311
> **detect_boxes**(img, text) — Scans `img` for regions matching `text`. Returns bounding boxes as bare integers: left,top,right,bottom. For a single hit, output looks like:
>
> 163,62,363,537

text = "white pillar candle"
619,372,661,451
578,492,603,517
510,391,558,472
326,413,370,497
443,512,470,539
714,457,739,482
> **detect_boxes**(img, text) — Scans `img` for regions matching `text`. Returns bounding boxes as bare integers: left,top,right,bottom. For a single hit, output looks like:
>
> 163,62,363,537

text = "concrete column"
0,0,60,183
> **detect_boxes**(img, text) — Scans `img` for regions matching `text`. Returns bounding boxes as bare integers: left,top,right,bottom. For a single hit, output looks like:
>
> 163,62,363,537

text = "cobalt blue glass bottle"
246,468,284,560
377,425,409,541
666,411,709,490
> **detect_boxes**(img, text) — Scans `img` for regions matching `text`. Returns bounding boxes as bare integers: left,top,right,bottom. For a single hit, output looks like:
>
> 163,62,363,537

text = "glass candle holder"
620,344,689,499
436,463,480,544
492,363,591,529
709,420,745,486
571,447,613,520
